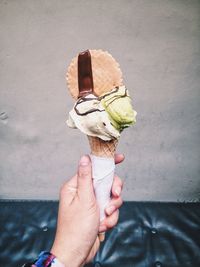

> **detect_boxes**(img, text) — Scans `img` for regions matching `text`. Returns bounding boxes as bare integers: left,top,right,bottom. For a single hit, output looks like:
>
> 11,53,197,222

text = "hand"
51,154,124,267
51,155,98,267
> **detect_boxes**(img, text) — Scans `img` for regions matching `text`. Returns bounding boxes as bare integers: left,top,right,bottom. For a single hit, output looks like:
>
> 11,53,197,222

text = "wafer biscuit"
67,49,123,99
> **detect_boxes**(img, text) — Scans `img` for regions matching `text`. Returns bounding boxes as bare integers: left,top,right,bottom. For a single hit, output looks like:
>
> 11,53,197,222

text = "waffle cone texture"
88,136,118,158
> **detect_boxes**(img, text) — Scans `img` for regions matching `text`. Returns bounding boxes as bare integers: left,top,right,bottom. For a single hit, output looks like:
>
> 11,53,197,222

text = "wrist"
23,251,65,267
50,246,81,267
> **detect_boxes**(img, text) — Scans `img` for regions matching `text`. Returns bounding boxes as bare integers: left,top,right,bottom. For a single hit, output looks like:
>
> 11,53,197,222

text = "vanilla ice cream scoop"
67,86,137,141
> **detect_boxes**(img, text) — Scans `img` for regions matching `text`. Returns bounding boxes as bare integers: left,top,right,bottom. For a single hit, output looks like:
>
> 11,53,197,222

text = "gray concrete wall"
0,0,200,201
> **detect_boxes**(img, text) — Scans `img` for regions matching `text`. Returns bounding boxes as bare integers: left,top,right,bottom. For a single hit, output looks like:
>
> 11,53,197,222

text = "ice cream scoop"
67,86,137,140
101,86,137,131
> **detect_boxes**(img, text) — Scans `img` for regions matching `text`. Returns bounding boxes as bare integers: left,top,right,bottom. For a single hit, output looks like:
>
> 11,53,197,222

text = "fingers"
77,155,94,200
114,153,125,165
111,175,123,198
98,175,123,233
103,193,123,229
105,197,123,216
99,209,119,232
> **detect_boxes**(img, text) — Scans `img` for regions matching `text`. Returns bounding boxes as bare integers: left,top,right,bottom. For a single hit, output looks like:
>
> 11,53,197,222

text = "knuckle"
79,167,91,178
107,210,119,228
60,182,68,195
107,219,116,229
60,186,69,200
60,178,77,198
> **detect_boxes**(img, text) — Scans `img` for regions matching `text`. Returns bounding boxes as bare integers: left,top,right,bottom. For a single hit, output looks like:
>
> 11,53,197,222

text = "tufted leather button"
42,226,48,232
151,228,157,234
94,262,101,267
155,261,162,267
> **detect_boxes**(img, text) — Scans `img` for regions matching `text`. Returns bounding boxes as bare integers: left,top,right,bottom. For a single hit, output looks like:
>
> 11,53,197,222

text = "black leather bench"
0,201,199,267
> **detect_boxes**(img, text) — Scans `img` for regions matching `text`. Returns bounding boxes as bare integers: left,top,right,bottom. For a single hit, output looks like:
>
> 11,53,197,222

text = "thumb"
77,155,94,200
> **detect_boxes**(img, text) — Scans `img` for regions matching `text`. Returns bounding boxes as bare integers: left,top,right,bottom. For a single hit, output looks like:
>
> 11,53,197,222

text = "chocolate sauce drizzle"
74,87,129,116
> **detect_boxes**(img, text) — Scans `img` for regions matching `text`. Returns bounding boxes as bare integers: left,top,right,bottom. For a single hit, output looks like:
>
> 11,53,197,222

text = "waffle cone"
67,49,123,99
88,136,118,158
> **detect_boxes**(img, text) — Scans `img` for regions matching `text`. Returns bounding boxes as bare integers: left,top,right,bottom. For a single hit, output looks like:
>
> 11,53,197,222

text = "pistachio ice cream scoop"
101,85,137,132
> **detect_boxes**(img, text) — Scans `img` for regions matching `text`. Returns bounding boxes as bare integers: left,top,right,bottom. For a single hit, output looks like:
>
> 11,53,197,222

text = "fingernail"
120,154,125,160
115,186,121,197
98,232,105,242
79,155,90,166
106,205,116,215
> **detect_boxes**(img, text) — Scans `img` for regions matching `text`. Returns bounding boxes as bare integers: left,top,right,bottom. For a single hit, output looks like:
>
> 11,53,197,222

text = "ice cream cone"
88,136,118,158
66,49,136,242
67,50,122,232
